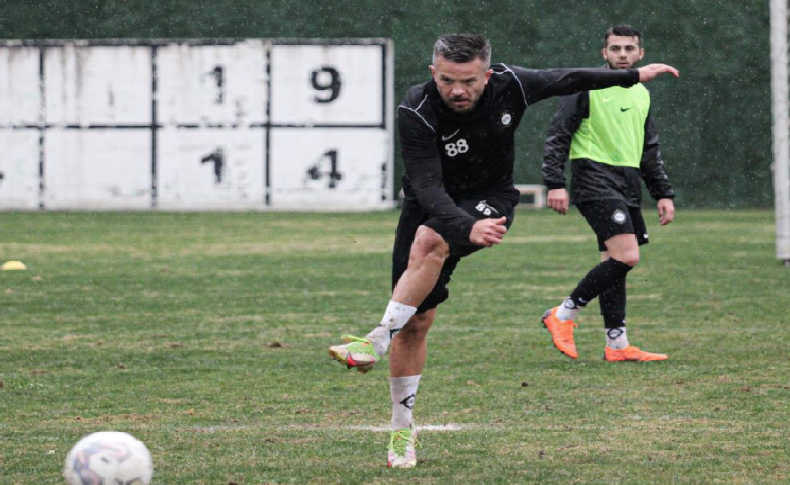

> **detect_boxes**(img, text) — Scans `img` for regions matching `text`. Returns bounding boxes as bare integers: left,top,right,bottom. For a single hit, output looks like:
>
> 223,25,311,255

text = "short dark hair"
432,33,491,68
605,25,643,48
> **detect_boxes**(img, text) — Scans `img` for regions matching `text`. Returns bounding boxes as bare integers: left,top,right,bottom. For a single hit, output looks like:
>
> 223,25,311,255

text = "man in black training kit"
541,25,676,362
329,33,679,468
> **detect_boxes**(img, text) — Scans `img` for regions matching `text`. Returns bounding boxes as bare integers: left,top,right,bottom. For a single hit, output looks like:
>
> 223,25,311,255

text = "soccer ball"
63,431,153,485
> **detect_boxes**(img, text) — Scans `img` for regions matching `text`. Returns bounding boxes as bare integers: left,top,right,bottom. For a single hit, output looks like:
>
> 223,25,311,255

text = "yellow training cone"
2,261,27,271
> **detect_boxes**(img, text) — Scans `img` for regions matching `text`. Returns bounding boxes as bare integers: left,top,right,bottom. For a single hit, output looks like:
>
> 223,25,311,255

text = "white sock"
390,375,421,430
555,297,582,321
365,301,417,356
606,326,629,350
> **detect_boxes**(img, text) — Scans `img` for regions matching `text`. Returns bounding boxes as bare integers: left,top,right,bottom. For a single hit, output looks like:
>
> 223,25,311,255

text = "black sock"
600,273,627,328
569,259,633,308
603,313,626,328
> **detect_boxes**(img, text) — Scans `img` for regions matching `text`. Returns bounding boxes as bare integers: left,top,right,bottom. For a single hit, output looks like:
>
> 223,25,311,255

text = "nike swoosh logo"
620,107,633,112
441,129,460,141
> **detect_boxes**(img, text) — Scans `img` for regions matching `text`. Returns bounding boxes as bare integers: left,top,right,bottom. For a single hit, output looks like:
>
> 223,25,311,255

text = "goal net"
771,0,790,264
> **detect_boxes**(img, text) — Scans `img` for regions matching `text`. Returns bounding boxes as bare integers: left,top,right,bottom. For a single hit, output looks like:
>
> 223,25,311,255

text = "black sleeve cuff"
626,68,640,86
461,220,475,243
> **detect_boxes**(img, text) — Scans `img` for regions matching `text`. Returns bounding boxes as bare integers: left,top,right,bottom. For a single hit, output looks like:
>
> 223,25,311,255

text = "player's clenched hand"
470,216,508,247
657,198,675,225
637,64,680,82
547,188,569,215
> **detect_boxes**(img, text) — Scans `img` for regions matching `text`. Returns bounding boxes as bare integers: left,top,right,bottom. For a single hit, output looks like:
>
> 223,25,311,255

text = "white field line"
345,424,480,432
184,423,492,433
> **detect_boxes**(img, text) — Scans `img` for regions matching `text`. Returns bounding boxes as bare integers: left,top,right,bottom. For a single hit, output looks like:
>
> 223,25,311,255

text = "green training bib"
569,84,651,168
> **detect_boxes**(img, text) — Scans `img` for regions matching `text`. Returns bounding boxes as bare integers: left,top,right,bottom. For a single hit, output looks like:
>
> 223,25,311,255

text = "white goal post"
771,0,790,264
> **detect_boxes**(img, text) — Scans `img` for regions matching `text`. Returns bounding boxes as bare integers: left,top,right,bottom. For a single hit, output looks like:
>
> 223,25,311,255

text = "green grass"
1,209,788,484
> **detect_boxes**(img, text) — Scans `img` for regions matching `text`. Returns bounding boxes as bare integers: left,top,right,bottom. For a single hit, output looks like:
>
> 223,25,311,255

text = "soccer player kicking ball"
329,33,679,468
541,25,676,362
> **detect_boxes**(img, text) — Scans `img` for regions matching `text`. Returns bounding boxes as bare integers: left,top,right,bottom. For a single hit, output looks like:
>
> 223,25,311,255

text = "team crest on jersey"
612,209,627,225
499,111,513,126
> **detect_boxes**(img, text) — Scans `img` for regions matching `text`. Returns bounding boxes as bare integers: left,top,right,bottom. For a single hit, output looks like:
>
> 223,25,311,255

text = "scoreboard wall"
0,38,394,211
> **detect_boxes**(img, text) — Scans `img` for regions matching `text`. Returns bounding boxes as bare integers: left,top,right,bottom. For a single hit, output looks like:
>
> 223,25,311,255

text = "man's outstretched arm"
512,63,680,105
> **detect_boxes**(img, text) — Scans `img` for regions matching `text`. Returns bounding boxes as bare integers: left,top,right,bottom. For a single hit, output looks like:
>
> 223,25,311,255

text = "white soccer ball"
63,431,153,485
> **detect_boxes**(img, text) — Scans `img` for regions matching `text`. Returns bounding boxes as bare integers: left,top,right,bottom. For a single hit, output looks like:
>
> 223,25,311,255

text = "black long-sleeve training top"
398,64,640,241
542,90,674,207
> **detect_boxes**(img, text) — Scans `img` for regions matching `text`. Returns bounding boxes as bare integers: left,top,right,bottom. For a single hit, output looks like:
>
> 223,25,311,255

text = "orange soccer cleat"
604,345,668,362
541,307,578,359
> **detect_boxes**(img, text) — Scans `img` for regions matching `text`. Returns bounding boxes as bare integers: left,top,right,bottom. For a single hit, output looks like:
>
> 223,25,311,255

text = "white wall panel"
270,45,384,126
0,131,40,208
0,47,40,126
45,45,152,125
0,39,392,211
157,41,268,126
157,129,265,209
43,130,151,209
269,128,389,209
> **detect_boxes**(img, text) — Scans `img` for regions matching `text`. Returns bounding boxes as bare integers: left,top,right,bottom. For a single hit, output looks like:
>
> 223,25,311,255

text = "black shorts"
392,194,517,314
577,199,649,252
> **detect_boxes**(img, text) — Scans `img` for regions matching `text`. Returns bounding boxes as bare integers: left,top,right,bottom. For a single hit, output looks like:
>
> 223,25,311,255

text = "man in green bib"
541,25,676,361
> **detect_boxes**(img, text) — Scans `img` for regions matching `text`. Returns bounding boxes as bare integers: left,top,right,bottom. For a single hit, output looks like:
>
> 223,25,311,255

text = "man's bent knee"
604,234,640,267
410,226,450,263
609,250,639,267
612,247,640,267
622,255,640,267
400,310,435,337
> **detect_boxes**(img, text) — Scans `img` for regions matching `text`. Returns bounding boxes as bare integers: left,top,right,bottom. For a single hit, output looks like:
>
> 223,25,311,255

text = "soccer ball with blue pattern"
63,431,153,485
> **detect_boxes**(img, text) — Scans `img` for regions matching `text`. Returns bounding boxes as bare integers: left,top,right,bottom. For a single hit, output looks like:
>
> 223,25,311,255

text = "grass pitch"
1,208,788,484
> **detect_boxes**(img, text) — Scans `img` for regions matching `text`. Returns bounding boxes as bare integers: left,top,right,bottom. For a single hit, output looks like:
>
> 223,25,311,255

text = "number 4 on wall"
201,148,225,184
306,150,342,188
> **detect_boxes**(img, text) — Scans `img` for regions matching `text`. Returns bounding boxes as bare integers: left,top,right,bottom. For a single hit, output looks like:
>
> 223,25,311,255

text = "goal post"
771,0,790,264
